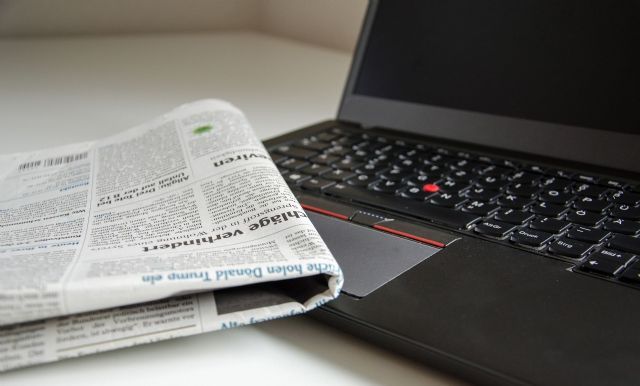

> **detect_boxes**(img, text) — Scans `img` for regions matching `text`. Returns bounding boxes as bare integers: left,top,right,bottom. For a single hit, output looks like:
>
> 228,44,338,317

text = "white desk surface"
0,32,463,386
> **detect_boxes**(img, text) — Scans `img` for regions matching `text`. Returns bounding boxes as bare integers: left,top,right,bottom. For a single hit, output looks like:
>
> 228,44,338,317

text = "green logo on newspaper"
193,125,213,135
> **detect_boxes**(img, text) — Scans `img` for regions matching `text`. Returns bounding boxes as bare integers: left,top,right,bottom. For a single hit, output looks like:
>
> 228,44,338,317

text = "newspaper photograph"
0,99,343,371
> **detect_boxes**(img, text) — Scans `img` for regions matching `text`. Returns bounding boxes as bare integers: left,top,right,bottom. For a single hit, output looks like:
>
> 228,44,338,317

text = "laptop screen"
353,0,639,135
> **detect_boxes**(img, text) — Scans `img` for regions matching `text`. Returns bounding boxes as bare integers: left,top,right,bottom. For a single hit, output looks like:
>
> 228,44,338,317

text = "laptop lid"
339,0,640,174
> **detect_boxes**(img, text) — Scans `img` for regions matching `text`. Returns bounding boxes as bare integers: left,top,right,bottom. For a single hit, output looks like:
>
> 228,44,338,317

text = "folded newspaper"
0,100,343,371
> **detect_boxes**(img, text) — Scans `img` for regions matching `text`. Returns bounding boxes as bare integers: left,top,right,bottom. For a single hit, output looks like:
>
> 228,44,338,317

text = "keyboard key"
474,220,517,238
270,153,288,164
608,234,640,254
531,202,568,217
509,171,541,185
446,169,475,182
300,163,332,176
580,257,625,276
315,132,340,142
566,210,606,226
600,179,627,190
610,204,640,220
371,179,400,194
567,226,610,243
539,190,575,205
310,154,340,165
550,169,575,179
620,262,640,284
610,190,640,206
284,172,310,184
549,237,594,259
510,228,554,247
524,164,546,174
439,179,471,193
356,163,388,175
296,138,331,151
474,164,511,177
495,209,534,225
399,186,432,200
573,183,609,198
380,168,413,181
429,193,467,208
539,177,572,191
573,196,611,213
573,174,600,184
592,249,635,266
325,145,352,157
300,178,335,192
476,175,507,190
322,169,356,182
497,195,533,210
462,200,500,216
280,158,309,170
603,219,640,235
333,158,363,171
465,187,501,201
404,174,439,186
323,184,481,229
506,183,539,198
274,145,318,159
530,217,570,234
347,174,374,187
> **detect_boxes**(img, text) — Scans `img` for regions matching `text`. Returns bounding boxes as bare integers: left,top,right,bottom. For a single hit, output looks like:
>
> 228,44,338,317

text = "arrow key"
580,256,626,276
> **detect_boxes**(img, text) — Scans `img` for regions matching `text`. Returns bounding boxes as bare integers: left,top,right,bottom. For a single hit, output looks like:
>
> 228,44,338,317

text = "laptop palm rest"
307,212,441,298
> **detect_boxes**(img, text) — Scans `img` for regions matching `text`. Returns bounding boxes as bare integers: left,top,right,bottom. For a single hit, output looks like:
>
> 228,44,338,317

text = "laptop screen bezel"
338,0,639,174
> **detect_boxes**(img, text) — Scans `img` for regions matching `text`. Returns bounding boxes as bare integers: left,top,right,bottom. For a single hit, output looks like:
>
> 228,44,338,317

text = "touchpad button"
308,212,441,298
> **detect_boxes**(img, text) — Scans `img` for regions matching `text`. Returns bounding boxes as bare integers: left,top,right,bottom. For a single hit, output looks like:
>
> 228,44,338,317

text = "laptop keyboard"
269,127,640,288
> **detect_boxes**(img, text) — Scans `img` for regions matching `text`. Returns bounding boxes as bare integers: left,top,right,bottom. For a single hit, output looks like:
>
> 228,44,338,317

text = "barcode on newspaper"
18,152,89,171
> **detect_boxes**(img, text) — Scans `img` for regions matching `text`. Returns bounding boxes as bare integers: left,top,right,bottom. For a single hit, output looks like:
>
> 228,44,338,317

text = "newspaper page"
0,99,343,371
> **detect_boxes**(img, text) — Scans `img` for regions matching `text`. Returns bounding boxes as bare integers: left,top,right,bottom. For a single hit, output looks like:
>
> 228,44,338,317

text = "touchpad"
308,212,441,298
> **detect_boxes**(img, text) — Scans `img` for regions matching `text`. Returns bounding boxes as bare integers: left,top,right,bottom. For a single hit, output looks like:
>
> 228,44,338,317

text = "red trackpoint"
422,183,440,193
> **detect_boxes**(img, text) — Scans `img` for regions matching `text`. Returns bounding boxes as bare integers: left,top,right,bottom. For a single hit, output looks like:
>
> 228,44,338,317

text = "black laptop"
264,1,640,384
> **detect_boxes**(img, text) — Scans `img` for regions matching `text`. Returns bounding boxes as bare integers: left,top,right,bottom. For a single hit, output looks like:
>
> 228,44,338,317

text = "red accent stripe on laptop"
301,204,350,220
372,224,446,248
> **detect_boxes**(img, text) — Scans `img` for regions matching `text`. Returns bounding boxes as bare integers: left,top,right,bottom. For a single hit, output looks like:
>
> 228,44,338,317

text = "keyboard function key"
549,237,594,259
510,228,554,248
474,220,517,238
608,234,640,255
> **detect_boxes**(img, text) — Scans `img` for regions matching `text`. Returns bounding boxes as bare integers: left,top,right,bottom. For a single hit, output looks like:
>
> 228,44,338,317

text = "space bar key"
324,184,480,229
